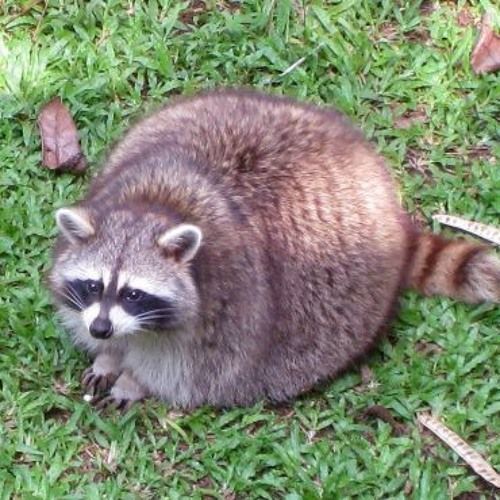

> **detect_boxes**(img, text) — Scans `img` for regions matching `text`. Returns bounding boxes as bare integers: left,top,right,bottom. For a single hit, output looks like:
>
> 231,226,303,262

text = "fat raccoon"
48,89,500,410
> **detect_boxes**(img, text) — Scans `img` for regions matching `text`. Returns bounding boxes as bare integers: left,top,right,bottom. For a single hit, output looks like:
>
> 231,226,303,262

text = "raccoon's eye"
124,289,143,302
86,280,103,295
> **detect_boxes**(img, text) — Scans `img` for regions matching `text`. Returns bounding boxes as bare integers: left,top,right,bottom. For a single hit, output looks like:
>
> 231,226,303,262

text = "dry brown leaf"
457,9,475,28
405,148,431,180
360,405,408,436
403,480,413,496
471,13,500,74
394,107,427,129
179,0,207,25
377,22,398,42
418,413,500,489
37,97,87,173
407,26,431,44
415,340,444,356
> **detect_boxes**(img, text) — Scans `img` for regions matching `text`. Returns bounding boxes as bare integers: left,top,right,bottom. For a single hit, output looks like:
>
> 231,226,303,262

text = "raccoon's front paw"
94,371,146,412
82,368,118,395
82,353,121,395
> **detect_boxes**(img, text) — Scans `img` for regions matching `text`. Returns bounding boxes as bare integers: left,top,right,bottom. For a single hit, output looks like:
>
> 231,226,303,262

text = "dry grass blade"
433,214,500,246
279,56,306,77
418,413,500,489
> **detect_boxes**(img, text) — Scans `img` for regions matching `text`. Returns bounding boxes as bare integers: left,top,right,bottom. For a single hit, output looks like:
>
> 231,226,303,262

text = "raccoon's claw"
92,371,146,413
81,367,99,394
93,395,135,413
81,367,94,386
81,367,117,395
82,353,122,395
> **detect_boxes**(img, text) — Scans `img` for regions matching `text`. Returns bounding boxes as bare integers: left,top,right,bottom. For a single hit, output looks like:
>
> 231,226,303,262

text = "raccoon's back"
102,90,378,197
89,91,411,397
94,90,407,237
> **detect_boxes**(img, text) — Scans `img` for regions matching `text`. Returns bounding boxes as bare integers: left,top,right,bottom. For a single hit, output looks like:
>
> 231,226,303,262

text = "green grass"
1,0,499,498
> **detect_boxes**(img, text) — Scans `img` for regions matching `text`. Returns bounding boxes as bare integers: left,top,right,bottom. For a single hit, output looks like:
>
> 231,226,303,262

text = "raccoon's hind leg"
82,352,122,395
94,371,147,412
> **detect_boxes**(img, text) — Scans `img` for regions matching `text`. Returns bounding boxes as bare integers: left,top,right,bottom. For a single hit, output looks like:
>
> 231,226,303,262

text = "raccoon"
48,89,500,410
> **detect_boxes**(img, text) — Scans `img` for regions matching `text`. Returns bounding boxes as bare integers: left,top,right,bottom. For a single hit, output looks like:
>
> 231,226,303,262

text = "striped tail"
408,233,500,303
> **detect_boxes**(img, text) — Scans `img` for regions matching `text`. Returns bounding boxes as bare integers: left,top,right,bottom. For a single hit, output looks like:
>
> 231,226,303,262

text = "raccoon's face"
49,207,202,343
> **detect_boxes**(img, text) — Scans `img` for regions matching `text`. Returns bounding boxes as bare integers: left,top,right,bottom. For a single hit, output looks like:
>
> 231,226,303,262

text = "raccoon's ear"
55,207,95,244
157,224,202,263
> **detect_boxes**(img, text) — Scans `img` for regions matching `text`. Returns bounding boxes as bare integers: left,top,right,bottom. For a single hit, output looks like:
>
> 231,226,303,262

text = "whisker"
66,284,85,307
59,289,84,310
137,316,171,323
109,307,177,335
65,288,82,304
136,307,174,314
134,309,174,321
66,294,84,310
136,316,171,325
135,308,173,317
135,313,169,320
119,314,148,335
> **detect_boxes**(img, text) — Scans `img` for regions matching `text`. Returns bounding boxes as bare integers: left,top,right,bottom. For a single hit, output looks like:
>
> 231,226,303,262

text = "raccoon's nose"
89,317,113,339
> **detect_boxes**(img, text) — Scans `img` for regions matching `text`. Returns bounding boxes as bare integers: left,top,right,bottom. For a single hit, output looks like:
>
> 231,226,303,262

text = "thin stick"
279,56,307,77
433,214,500,246
418,413,500,489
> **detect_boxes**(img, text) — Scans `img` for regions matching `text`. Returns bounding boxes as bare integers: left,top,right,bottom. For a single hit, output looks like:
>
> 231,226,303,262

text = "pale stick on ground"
433,214,500,246
418,413,500,489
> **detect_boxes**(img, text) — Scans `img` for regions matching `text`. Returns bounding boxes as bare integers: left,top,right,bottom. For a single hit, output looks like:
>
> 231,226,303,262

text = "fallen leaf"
415,340,444,356
433,214,500,246
455,493,482,500
360,405,408,436
179,0,207,26
405,148,431,180
37,97,87,173
406,26,431,44
52,378,70,395
43,406,70,423
376,22,398,42
195,476,214,490
403,480,413,496
418,413,500,489
457,9,475,28
466,144,493,161
222,490,237,500
471,13,500,74
394,107,427,129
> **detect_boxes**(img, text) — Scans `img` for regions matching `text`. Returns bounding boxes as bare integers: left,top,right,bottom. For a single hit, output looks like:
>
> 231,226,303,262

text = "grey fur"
48,89,499,409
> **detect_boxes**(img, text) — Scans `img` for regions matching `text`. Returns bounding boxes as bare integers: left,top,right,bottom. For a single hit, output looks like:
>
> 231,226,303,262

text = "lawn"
0,0,499,498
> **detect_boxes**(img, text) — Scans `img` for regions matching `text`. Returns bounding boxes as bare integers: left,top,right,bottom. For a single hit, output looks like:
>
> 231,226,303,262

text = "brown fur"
49,89,500,408
408,233,500,302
